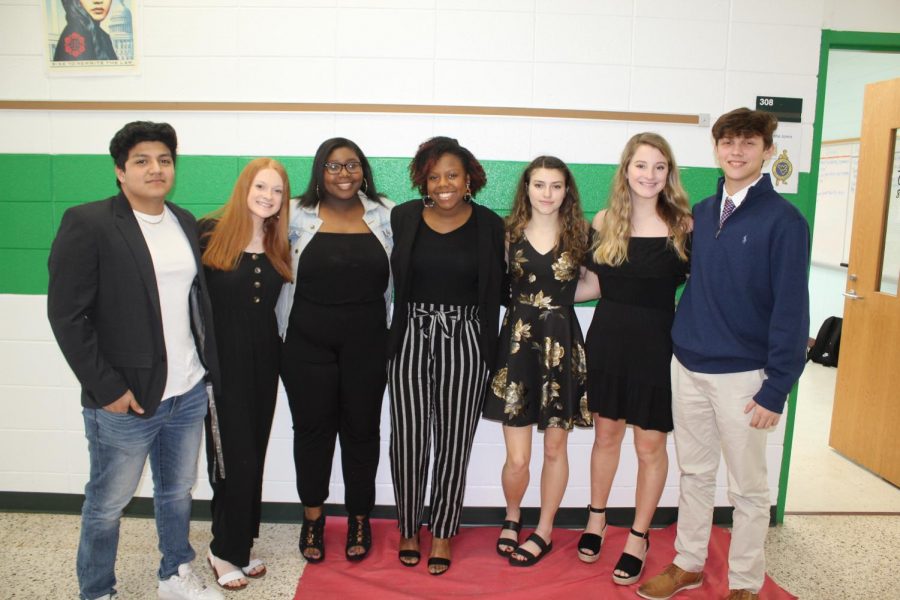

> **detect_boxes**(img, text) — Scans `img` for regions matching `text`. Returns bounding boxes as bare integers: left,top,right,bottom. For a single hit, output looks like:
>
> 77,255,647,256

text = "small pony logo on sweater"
742,235,748,244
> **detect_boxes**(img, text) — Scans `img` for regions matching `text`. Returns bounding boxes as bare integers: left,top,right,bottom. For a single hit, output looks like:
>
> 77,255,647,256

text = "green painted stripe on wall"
0,153,812,295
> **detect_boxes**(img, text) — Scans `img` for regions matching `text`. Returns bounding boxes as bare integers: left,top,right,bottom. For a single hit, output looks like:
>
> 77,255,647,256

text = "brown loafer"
725,590,759,600
637,563,703,599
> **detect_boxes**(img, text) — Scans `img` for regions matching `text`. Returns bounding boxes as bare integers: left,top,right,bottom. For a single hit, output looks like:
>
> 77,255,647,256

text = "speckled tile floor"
2,512,899,599
0,513,304,599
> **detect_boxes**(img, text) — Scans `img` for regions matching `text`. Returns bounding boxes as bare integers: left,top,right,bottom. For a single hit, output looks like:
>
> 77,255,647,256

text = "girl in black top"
387,136,506,575
277,138,394,565
575,133,692,586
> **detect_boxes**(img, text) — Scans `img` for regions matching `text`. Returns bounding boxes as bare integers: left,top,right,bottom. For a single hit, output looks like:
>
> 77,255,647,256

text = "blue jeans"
77,381,208,600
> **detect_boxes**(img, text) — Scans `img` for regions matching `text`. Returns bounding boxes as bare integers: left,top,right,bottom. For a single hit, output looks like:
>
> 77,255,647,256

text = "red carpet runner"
294,518,796,599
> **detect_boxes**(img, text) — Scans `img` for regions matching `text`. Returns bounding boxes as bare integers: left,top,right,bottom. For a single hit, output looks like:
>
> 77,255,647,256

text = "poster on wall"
770,123,801,194
756,96,802,194
43,0,137,72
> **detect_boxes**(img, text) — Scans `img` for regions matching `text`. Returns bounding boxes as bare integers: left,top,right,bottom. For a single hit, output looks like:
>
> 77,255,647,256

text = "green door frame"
775,29,900,523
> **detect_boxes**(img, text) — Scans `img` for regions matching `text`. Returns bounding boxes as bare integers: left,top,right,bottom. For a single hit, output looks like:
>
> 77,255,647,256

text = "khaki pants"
670,356,773,593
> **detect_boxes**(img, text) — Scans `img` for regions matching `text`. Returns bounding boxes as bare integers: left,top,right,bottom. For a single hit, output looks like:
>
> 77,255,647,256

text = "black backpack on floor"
808,316,842,367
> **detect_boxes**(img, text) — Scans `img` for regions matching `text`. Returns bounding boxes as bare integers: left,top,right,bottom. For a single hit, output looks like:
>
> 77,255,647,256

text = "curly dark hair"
409,136,487,197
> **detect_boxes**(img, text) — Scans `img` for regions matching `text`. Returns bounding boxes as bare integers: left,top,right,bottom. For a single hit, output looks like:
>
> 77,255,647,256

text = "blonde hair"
202,158,292,281
592,133,691,266
506,155,589,264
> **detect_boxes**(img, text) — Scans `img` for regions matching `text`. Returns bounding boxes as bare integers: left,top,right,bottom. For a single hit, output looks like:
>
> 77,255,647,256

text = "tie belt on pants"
410,302,479,342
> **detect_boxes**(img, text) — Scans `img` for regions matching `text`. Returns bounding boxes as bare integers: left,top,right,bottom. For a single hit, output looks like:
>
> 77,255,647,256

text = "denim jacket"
275,191,394,339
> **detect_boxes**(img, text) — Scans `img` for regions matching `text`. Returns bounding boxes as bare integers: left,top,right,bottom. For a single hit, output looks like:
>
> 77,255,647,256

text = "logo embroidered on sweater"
772,150,793,186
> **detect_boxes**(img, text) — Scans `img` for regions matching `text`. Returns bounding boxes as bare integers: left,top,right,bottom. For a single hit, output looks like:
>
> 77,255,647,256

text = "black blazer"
387,200,507,370
47,193,220,417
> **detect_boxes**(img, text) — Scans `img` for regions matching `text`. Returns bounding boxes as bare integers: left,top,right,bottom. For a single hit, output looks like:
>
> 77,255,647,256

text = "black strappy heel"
345,515,372,562
299,514,326,563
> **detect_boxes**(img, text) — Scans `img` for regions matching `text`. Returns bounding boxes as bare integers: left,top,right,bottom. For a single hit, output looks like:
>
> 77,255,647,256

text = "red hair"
202,158,292,281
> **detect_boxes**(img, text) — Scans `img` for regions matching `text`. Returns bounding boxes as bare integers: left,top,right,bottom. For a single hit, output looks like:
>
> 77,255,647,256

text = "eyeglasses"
324,161,362,174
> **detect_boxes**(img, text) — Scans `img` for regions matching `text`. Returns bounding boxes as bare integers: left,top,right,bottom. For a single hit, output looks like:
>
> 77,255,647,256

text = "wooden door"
829,77,900,485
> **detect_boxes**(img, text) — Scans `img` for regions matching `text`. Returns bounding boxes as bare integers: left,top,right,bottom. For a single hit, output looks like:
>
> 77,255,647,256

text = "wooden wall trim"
0,100,702,125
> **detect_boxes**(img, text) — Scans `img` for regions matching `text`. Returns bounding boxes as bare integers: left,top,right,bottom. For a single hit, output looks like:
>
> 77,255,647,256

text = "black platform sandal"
577,506,607,564
346,515,372,562
496,519,522,556
612,528,650,585
299,514,326,563
509,533,553,567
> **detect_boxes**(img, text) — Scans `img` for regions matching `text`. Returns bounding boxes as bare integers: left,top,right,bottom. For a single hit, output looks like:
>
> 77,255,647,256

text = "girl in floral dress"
483,156,592,566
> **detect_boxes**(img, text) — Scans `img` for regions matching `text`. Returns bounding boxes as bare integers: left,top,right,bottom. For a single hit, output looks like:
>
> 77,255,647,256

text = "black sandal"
496,519,522,556
399,548,421,567
509,533,553,567
577,505,607,563
398,534,421,567
612,528,650,585
427,556,451,576
299,514,326,563
345,515,372,562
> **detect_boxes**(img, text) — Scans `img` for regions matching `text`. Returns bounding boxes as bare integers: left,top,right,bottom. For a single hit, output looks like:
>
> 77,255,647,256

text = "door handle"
842,289,864,300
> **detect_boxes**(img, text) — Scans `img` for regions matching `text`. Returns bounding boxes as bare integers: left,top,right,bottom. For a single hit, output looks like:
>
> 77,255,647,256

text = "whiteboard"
814,138,900,294
812,140,858,267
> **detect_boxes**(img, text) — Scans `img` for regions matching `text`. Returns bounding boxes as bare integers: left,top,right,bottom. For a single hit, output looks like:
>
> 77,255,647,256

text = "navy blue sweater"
672,174,810,413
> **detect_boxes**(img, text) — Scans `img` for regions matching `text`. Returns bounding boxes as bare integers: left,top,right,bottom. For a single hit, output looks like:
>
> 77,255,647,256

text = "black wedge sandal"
612,528,650,585
346,515,372,562
577,505,607,564
496,519,522,557
299,514,326,564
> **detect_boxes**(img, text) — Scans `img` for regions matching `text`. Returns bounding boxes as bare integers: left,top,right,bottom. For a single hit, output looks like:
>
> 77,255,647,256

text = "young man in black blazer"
48,121,222,600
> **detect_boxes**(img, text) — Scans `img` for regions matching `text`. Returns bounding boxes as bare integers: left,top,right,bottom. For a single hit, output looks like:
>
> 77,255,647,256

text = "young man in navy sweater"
638,108,809,600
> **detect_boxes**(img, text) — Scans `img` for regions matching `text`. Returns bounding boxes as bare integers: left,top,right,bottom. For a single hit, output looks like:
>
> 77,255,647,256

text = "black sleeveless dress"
483,237,591,431
585,236,689,432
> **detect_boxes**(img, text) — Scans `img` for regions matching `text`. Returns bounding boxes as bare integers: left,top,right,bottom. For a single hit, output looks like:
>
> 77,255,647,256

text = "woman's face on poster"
79,0,112,22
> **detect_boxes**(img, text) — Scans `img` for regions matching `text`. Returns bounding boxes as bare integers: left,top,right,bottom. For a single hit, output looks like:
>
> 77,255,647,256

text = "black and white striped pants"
388,302,489,539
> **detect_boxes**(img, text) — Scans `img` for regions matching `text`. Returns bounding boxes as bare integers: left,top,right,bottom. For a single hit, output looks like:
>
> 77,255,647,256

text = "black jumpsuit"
203,227,283,567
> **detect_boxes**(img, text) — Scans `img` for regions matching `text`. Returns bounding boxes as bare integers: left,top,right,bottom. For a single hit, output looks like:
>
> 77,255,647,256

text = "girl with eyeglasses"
275,138,394,565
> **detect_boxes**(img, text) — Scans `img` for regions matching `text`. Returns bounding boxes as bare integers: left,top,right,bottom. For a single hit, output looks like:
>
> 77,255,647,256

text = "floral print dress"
483,237,591,431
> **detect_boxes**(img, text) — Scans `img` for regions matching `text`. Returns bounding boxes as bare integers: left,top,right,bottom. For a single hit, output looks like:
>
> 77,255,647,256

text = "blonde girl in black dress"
575,133,691,586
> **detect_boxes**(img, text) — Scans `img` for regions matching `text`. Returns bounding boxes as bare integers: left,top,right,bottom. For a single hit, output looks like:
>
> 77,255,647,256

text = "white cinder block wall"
2,0,899,512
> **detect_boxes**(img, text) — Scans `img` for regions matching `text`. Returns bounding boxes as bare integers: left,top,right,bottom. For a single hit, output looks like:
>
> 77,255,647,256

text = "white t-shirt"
133,206,205,401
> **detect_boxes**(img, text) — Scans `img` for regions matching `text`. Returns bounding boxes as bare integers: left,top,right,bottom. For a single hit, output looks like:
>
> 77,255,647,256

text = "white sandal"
242,556,266,578
207,548,248,590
